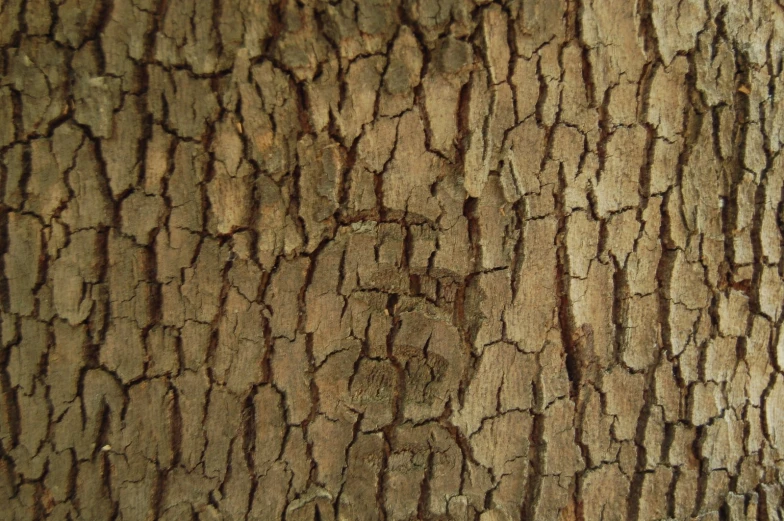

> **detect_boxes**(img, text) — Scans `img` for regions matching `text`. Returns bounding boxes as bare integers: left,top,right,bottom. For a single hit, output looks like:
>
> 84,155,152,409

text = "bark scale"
1,0,784,520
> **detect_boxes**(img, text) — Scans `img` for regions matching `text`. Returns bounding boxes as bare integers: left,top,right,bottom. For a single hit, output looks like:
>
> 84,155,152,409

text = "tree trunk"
2,0,784,520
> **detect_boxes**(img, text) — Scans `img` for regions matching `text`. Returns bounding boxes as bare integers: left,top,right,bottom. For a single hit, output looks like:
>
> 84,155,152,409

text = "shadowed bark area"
2,0,784,520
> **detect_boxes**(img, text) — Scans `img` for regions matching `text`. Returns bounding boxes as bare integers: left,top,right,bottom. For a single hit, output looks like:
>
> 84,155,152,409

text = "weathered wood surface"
2,0,784,520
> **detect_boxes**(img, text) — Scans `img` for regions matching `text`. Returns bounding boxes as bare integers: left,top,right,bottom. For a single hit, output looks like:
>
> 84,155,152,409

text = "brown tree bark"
2,0,784,520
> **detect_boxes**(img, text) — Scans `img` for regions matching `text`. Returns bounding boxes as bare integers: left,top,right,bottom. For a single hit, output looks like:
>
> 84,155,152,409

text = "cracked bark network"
1,0,784,520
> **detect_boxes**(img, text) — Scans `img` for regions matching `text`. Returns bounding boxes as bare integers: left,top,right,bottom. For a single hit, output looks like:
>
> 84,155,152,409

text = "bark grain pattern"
1,0,784,520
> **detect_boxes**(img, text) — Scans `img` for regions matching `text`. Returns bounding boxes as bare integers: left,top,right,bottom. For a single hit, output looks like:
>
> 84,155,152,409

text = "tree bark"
2,0,784,520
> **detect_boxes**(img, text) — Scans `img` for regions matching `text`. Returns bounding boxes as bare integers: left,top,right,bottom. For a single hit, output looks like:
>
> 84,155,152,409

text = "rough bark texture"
2,0,784,520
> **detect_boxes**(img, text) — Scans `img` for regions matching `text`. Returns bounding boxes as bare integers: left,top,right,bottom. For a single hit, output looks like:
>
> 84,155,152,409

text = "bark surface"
2,0,784,520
